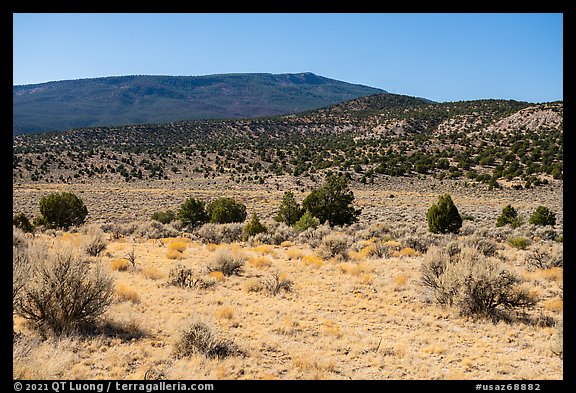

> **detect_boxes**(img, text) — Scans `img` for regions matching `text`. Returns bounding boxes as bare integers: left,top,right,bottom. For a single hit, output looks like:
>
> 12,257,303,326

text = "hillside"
13,94,563,196
13,73,385,134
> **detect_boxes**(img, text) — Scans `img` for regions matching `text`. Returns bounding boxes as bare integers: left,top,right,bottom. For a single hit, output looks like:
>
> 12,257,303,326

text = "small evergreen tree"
38,192,88,229
496,205,522,228
177,198,209,228
151,209,176,224
207,198,247,224
529,206,556,226
242,213,268,241
302,174,361,226
274,191,303,226
13,212,34,233
427,194,462,234
293,210,320,232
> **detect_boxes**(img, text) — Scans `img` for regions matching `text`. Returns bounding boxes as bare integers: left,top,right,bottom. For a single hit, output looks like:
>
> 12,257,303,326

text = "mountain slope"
13,73,385,134
13,93,562,191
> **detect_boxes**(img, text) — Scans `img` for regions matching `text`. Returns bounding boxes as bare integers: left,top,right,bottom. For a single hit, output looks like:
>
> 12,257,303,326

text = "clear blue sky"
13,13,563,103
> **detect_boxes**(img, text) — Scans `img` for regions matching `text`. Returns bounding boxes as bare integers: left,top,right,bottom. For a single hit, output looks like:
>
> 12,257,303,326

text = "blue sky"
13,13,563,103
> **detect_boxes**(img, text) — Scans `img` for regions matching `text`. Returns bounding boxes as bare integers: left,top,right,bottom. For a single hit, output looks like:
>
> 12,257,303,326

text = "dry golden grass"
248,256,272,268
141,266,166,280
542,298,563,313
13,230,564,380
215,305,235,320
392,273,409,289
167,240,188,253
111,258,131,271
393,247,419,258
11,177,564,380
115,282,140,304
337,262,373,279
321,320,342,338
166,249,184,260
209,271,225,281
301,254,324,268
243,277,262,293
286,248,305,260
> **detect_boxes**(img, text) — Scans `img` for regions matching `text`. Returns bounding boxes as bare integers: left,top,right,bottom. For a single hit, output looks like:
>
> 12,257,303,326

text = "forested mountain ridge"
13,73,385,134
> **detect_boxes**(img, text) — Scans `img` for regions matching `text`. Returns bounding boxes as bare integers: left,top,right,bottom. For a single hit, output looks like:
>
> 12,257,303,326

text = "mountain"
13,93,562,190
13,73,385,134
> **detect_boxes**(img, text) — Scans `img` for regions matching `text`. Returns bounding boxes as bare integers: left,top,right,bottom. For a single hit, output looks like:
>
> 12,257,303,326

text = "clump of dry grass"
392,274,408,289
301,254,324,268
252,244,275,255
542,298,563,313
248,256,271,268
286,248,305,260
13,335,78,379
173,320,244,359
215,305,235,320
115,282,140,304
166,239,188,260
321,320,342,338
338,261,371,276
141,266,166,280
243,277,263,293
13,229,32,313
167,239,188,253
111,258,131,272
208,271,225,282
394,247,419,258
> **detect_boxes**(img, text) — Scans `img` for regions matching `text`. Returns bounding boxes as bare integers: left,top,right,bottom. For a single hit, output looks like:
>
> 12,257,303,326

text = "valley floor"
12,177,563,380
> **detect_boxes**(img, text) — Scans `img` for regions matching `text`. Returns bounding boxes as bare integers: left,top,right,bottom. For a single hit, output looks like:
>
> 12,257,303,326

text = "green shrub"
529,206,556,226
274,191,303,226
496,205,522,228
178,198,209,229
426,194,462,234
38,192,88,229
206,198,247,224
302,174,361,226
242,213,267,241
151,209,176,224
13,212,34,233
293,210,319,233
507,236,530,250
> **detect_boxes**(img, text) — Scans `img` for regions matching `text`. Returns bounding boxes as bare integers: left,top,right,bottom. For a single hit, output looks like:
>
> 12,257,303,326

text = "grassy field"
12,176,563,380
